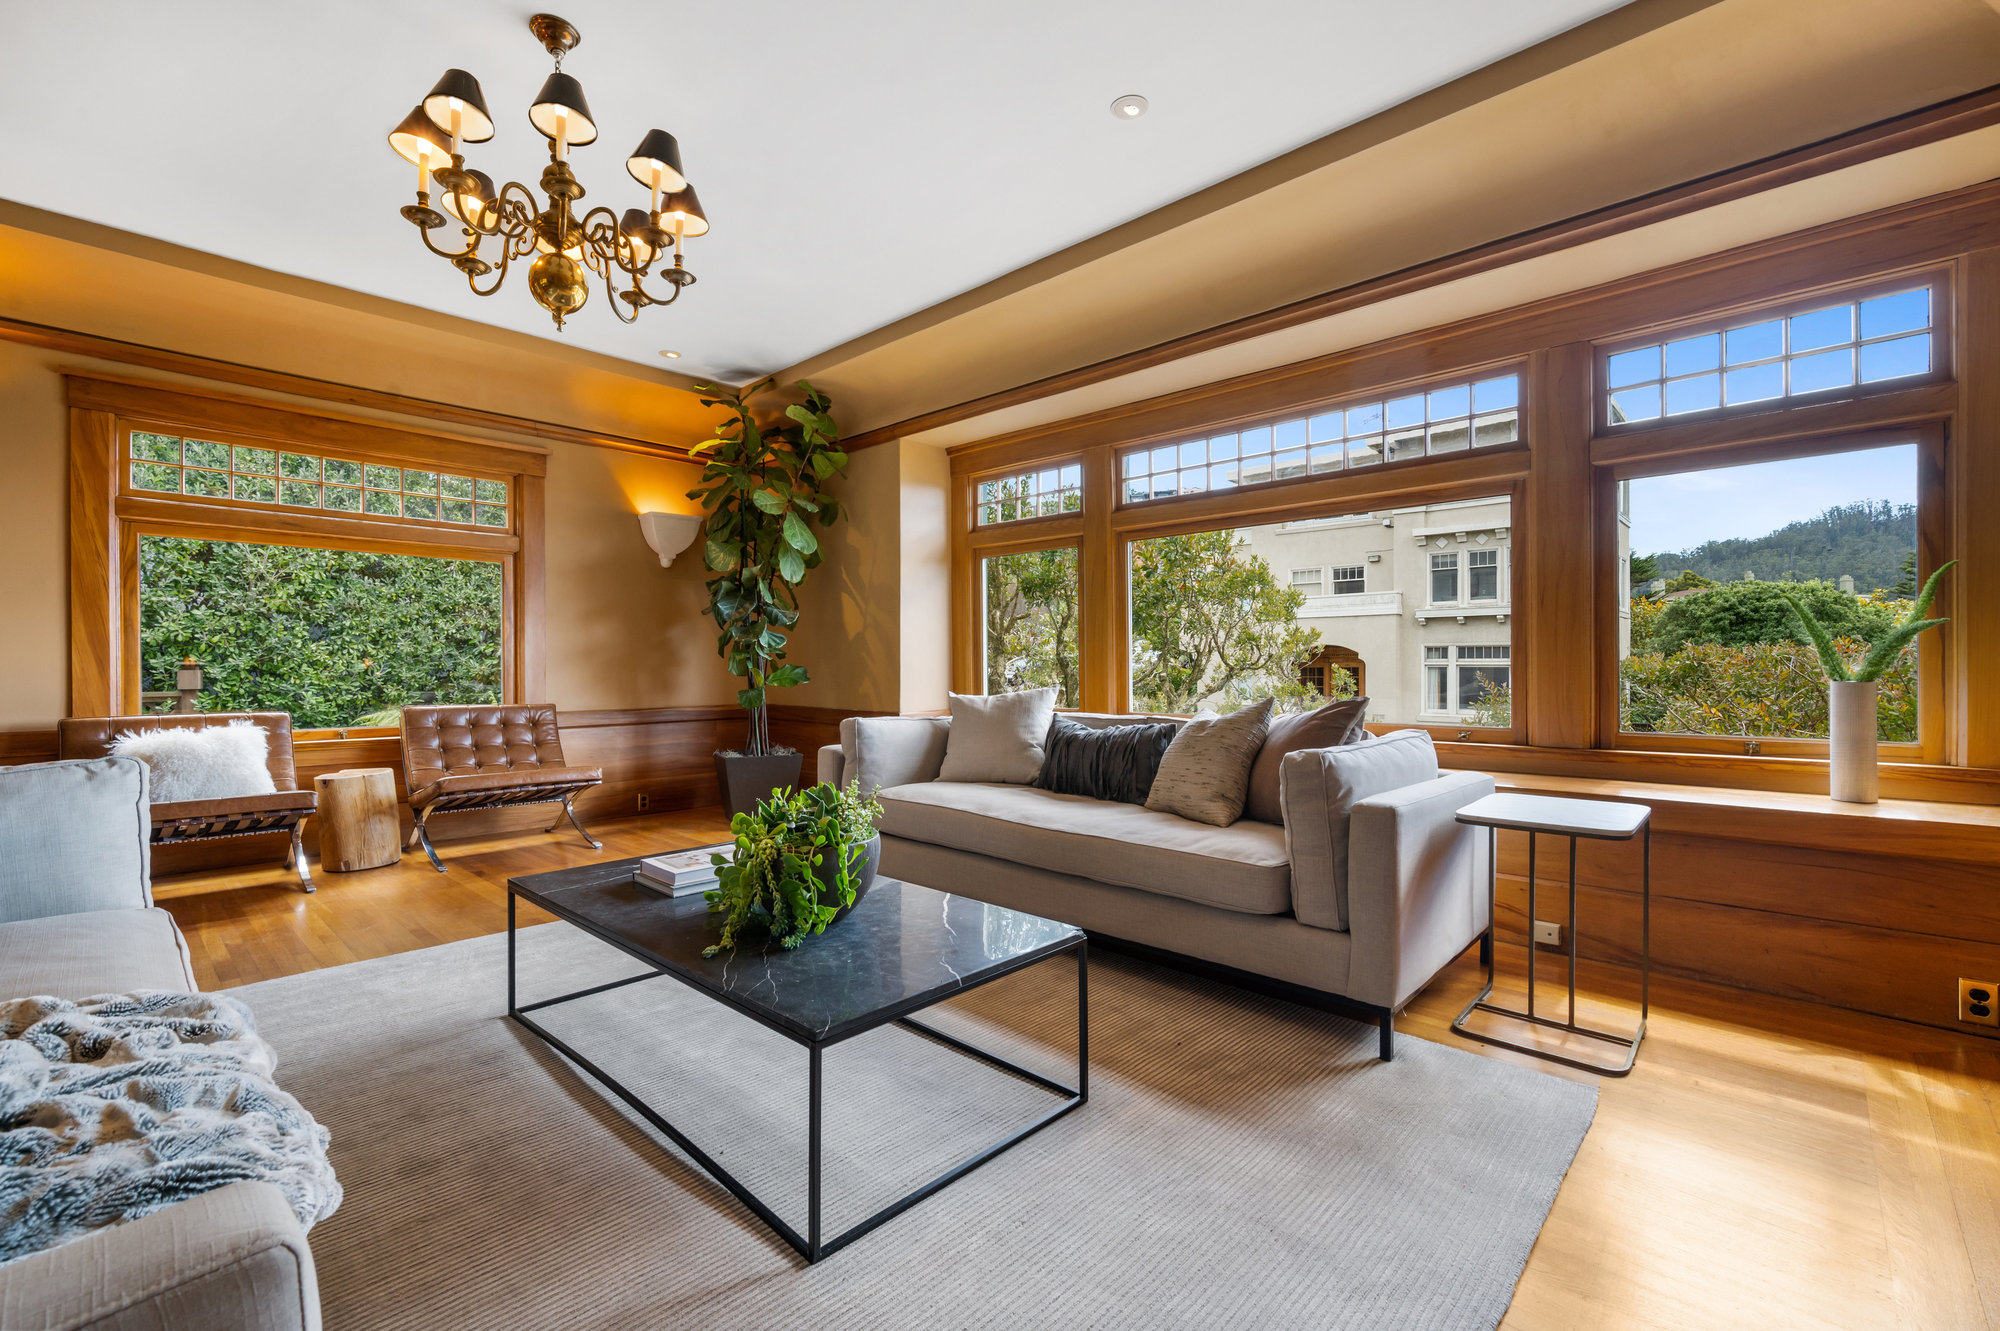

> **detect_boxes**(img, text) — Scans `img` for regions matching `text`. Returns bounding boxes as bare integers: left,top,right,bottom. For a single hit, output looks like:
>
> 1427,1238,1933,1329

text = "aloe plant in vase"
1779,560,1953,803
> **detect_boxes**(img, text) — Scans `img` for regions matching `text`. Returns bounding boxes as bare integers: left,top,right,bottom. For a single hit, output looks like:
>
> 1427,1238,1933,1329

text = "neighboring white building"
1237,498,1514,725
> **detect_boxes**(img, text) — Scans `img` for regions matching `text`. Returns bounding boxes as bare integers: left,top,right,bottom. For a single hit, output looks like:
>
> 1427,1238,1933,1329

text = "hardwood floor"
155,810,2000,1330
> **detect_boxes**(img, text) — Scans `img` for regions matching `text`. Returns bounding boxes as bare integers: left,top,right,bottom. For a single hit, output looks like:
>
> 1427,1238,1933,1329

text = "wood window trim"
944,192,2000,802
67,374,546,727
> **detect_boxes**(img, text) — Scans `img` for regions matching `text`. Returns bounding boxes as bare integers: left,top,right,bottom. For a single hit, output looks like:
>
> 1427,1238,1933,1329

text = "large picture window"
138,536,503,727
1128,495,1513,729
1617,441,1924,744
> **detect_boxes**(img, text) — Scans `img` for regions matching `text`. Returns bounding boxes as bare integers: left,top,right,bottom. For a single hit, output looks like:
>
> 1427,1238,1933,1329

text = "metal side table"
1451,792,1650,1076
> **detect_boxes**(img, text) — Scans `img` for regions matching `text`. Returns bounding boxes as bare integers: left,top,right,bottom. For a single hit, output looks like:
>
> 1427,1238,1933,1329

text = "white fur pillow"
110,721,276,803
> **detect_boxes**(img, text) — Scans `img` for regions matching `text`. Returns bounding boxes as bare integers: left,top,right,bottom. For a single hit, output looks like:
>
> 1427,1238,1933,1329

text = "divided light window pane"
124,431,509,530
1605,288,1933,427
1618,442,1920,742
976,463,1083,525
1125,495,1512,731
1118,374,1520,503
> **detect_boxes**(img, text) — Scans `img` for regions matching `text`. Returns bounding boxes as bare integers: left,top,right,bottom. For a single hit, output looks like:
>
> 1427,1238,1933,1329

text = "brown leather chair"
398,704,603,872
57,712,318,892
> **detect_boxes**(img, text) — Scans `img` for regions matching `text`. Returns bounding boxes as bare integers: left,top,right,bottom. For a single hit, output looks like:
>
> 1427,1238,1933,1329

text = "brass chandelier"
386,13,708,330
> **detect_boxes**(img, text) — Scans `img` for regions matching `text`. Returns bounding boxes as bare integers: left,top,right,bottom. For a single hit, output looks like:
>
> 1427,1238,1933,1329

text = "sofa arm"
1343,770,1495,1010
0,1181,320,1331
838,716,950,797
817,744,846,788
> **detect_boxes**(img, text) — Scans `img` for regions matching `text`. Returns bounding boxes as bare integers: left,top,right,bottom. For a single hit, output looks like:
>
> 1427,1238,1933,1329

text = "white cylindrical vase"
1828,679,1879,804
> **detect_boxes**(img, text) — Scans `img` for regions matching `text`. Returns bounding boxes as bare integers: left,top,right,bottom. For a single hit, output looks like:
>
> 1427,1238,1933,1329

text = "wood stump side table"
313,768,402,872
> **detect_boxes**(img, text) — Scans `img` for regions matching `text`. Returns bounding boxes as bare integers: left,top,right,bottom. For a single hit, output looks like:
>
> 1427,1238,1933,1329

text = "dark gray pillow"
1244,696,1371,825
1034,717,1179,804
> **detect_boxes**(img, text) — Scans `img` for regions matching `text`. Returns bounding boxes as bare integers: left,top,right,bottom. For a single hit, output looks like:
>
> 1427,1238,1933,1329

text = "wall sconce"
638,511,702,568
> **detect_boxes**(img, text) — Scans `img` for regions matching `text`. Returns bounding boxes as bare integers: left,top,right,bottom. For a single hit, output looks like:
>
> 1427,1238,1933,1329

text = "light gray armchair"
0,757,322,1331
821,716,1492,1060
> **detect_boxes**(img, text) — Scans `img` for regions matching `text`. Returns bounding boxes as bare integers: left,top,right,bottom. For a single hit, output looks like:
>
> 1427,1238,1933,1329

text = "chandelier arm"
467,241,514,297
601,261,640,324
418,224,479,263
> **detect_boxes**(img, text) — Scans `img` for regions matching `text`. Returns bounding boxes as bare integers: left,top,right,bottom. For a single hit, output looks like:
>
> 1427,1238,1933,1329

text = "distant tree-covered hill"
1642,501,1915,593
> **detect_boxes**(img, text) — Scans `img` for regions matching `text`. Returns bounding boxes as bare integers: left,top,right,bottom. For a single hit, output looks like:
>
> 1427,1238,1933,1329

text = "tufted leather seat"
397,704,603,871
57,712,318,892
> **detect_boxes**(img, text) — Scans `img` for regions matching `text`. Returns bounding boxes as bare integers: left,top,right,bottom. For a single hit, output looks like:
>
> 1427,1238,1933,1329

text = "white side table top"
1456,792,1650,839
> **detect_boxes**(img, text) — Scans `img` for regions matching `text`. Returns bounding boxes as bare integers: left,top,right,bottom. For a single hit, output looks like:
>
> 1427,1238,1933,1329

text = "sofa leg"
1379,1011,1394,1063
285,825,316,893
1479,929,1493,968
549,793,603,851
410,808,447,874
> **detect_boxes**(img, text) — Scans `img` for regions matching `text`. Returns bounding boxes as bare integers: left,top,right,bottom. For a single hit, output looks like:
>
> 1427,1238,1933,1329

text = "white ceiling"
4,0,1633,384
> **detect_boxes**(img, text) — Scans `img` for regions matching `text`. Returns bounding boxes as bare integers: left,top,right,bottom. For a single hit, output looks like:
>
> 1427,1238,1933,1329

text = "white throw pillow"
938,689,1059,785
110,721,277,804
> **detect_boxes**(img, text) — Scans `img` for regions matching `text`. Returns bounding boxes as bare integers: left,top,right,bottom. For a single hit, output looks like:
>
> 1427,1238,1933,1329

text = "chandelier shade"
658,184,709,238
625,129,687,194
618,208,660,265
423,69,495,143
529,71,598,145
388,106,456,168
440,168,497,226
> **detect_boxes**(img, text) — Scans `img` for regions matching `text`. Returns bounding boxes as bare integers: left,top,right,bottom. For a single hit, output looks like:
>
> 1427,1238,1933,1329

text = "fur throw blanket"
0,990,341,1264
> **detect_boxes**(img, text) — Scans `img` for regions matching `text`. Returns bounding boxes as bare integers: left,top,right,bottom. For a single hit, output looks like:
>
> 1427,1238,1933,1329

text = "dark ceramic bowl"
812,834,881,926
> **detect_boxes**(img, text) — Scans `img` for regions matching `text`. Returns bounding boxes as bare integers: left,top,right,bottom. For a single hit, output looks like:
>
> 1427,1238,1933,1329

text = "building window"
1290,567,1324,594
1329,564,1366,595
1430,553,1459,604
1424,645,1511,719
976,464,1082,525
982,546,1079,706
1468,548,1499,601
1604,287,1934,427
1118,373,1521,503
1619,440,1924,744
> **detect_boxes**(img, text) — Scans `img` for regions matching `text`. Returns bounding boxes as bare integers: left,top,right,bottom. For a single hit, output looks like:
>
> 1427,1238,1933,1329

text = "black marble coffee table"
506,861,1087,1262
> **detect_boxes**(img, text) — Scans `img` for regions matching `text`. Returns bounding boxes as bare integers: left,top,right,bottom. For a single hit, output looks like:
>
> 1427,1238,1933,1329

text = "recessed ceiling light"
1111,94,1149,120
658,350,681,359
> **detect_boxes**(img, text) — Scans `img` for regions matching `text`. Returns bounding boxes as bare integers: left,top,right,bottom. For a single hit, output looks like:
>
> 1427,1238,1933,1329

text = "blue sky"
1629,444,1917,555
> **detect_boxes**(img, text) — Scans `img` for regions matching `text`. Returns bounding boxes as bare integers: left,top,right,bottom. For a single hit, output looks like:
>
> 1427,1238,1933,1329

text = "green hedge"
139,536,502,728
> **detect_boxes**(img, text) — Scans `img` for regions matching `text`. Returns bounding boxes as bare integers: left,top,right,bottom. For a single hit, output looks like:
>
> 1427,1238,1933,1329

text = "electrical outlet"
1533,920,1563,948
636,793,651,813
1959,978,1998,1027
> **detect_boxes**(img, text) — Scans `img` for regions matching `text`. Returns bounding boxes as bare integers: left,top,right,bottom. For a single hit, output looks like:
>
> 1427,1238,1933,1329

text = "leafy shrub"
704,782,882,955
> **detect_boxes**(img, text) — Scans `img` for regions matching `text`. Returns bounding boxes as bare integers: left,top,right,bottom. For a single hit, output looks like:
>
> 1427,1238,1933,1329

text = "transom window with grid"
1603,286,1935,428
975,463,1083,526
126,428,512,531
1119,373,1521,503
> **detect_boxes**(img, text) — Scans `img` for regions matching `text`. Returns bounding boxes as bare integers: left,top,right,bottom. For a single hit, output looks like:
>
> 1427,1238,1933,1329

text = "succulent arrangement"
703,781,881,956
1780,560,1954,682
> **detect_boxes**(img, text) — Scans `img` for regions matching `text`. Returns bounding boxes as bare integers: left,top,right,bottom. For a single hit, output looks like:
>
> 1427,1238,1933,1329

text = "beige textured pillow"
1143,699,1274,826
938,688,1059,784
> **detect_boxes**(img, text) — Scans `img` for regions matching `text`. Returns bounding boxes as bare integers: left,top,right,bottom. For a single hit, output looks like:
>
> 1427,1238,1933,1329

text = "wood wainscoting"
1486,771,2000,1039
0,703,880,874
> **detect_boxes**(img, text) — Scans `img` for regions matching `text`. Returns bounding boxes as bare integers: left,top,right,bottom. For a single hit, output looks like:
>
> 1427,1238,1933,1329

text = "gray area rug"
232,924,1596,1330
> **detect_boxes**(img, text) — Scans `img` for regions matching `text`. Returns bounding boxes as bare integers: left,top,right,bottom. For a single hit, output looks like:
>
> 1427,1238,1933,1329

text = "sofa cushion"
877,782,1292,915
841,715,950,797
1034,716,1177,804
938,689,1058,785
1243,697,1370,826
0,758,152,923
1280,730,1440,931
0,908,196,999
1144,699,1274,827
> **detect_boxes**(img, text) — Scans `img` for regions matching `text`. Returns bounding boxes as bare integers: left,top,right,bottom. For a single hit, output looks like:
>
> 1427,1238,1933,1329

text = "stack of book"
635,845,730,897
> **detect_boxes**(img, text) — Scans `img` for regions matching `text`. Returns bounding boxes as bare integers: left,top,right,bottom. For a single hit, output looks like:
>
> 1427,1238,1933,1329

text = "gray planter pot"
811,834,881,926
1828,679,1879,804
715,751,803,820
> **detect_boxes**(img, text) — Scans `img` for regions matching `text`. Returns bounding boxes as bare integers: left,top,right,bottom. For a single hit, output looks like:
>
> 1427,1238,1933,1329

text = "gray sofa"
0,757,321,1331
820,714,1493,1059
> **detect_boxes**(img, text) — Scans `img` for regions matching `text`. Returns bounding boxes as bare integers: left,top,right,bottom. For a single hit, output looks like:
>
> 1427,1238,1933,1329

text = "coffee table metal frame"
505,884,1088,1264
1450,796,1651,1076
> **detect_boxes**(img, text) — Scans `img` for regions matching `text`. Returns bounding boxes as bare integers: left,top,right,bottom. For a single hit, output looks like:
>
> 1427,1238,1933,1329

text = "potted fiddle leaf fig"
1780,560,1953,805
688,378,849,817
